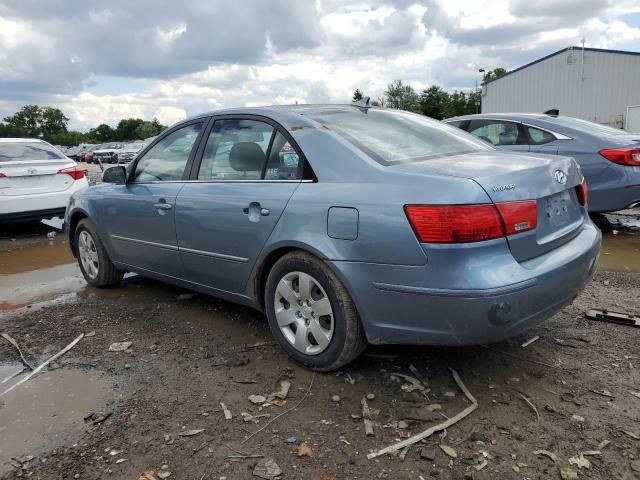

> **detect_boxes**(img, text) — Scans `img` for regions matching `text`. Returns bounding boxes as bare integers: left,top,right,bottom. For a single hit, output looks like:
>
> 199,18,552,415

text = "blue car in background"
444,114,640,213
65,104,600,371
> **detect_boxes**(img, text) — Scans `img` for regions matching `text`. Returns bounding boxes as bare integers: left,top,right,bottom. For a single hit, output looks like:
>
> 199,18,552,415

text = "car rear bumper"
330,221,601,346
0,179,89,222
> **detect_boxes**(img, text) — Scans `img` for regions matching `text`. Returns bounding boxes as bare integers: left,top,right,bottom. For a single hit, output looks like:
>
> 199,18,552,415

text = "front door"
176,118,303,294
103,121,205,278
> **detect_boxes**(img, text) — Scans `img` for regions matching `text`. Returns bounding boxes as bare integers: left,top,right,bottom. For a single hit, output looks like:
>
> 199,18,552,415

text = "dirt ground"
0,210,639,480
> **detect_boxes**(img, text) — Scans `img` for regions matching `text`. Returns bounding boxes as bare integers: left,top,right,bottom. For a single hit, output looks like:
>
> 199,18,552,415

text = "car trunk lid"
0,159,77,196
392,151,586,261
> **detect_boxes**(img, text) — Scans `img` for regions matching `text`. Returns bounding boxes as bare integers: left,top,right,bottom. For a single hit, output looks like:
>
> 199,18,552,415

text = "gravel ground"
0,213,639,479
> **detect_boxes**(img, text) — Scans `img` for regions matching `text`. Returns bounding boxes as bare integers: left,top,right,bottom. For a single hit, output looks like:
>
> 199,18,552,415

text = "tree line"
0,105,167,146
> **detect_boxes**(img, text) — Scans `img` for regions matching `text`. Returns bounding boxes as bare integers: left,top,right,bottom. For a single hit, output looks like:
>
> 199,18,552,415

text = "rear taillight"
58,166,85,181
0,172,5,178
599,147,640,166
404,200,537,244
575,177,588,206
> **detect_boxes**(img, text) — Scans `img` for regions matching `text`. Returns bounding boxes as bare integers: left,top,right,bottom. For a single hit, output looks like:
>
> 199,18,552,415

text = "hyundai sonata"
65,103,601,370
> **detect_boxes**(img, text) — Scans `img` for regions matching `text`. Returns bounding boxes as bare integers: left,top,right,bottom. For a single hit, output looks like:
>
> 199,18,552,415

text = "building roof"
483,46,640,85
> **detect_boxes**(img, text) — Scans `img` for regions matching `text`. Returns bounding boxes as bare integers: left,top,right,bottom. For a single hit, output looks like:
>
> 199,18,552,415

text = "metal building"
481,47,640,131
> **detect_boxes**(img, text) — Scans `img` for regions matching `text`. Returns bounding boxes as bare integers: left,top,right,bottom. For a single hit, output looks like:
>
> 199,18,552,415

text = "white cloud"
0,0,639,130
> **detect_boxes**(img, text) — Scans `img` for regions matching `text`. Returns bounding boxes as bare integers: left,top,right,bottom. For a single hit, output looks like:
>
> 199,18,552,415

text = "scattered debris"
560,467,579,480
480,345,564,370
590,388,615,398
517,393,540,422
439,444,457,458
366,393,375,401
391,373,426,392
630,391,640,400
344,372,355,384
533,450,558,463
571,414,585,423
631,461,640,473
0,333,84,398
470,431,489,443
581,450,602,456
252,458,282,480
585,309,640,328
9,455,35,469
178,429,204,437
241,412,271,423
367,369,477,459
398,420,409,429
339,436,351,446
1,332,34,370
85,411,112,425
241,376,315,445
621,430,640,440
283,436,297,444
138,470,158,480
332,395,341,402
115,458,128,464
176,293,195,301
274,380,291,399
569,454,591,469
420,447,436,461
521,336,540,348
361,397,375,437
108,341,132,352
598,440,611,449
296,441,313,457
220,402,232,420
249,394,266,404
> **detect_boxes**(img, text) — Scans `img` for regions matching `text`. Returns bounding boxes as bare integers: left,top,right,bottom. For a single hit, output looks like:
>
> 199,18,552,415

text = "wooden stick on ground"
367,369,477,460
0,333,84,398
361,397,375,436
239,375,314,445
517,392,540,422
1,333,34,370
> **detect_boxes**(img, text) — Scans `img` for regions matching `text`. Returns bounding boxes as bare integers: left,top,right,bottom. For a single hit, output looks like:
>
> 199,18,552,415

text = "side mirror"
102,165,127,184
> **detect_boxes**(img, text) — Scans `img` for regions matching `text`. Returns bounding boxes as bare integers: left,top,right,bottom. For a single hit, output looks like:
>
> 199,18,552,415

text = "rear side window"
309,109,491,165
0,142,65,162
526,126,556,145
467,119,527,146
264,132,301,180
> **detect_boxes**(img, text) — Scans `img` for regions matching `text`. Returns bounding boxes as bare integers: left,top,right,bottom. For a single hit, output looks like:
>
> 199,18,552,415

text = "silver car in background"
115,143,145,164
445,113,640,213
65,104,600,370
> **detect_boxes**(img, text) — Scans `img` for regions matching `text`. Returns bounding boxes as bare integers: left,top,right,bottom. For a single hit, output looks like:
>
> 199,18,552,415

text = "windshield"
309,108,493,165
0,142,65,162
548,116,629,136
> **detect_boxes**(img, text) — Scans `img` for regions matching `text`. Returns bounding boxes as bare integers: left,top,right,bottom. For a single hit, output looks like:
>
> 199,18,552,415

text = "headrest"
229,142,265,172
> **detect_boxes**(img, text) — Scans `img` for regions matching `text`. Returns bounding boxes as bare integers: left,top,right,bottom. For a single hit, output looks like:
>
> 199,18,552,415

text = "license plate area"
536,190,583,245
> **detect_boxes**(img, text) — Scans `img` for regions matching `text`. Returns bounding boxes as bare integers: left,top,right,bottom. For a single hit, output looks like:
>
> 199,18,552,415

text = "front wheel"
75,219,124,287
265,251,367,371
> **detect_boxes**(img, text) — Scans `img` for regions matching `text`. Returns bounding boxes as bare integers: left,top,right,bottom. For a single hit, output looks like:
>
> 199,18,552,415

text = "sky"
1,0,639,131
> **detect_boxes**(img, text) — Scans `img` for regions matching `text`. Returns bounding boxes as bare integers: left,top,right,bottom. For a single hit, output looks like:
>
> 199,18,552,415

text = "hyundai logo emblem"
553,170,567,184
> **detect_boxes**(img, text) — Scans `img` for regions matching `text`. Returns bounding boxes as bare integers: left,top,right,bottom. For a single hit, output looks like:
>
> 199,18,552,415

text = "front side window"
0,142,65,162
133,123,203,182
198,119,274,180
309,109,492,165
526,126,556,145
467,120,526,146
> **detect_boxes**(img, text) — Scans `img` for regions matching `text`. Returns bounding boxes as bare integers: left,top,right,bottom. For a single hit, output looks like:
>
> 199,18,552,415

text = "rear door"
466,119,530,152
101,121,206,277
0,142,75,196
176,116,302,294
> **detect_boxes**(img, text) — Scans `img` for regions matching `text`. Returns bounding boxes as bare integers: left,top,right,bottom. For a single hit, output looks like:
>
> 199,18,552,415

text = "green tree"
384,80,419,112
40,107,69,138
134,121,156,139
49,130,85,146
418,85,449,120
3,105,69,140
89,124,116,142
483,67,507,81
444,90,470,118
352,88,363,102
115,118,145,141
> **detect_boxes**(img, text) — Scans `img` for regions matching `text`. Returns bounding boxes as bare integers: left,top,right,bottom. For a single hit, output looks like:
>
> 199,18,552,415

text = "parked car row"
59,140,152,165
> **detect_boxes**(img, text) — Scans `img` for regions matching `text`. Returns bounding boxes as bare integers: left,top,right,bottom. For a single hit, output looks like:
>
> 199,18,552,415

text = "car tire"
265,251,367,371
74,219,124,287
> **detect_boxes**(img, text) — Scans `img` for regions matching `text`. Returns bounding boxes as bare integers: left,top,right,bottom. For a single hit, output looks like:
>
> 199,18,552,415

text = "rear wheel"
265,251,367,371
75,219,123,287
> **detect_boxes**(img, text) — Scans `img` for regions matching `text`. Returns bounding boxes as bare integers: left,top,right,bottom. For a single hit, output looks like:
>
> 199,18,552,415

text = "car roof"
179,104,372,129
0,138,48,144
445,113,555,122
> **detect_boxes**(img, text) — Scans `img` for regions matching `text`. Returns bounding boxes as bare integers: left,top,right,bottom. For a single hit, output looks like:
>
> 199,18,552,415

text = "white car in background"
0,138,89,222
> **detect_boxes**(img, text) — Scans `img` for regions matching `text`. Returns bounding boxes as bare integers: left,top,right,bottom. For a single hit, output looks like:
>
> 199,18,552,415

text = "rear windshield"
548,117,629,136
0,142,65,162
309,109,492,165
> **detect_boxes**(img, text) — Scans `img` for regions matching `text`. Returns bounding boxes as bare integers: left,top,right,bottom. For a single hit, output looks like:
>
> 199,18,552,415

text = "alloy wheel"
78,230,99,280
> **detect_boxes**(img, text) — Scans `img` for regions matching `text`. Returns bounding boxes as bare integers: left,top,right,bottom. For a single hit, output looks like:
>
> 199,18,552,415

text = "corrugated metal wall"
482,49,640,127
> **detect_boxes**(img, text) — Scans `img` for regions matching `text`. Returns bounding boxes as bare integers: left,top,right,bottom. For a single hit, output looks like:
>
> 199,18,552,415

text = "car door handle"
154,203,172,210
243,204,270,216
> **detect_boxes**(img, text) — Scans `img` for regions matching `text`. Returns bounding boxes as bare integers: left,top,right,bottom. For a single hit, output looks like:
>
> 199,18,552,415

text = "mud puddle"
595,209,640,273
0,367,111,475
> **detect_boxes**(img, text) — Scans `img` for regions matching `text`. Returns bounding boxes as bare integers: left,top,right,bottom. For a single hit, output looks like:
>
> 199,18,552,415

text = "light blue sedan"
444,113,640,213
65,104,601,370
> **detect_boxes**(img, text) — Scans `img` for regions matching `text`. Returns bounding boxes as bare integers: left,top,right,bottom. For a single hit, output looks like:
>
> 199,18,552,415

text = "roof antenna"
352,96,371,110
